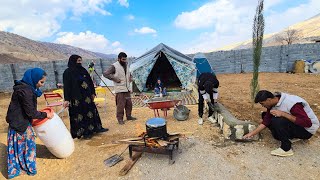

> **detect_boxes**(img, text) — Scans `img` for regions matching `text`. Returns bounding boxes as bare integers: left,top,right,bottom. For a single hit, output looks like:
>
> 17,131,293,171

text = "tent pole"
94,69,115,96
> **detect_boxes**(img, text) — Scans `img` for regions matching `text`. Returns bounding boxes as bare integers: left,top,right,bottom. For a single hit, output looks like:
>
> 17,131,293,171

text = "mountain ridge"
215,13,320,51
0,31,116,64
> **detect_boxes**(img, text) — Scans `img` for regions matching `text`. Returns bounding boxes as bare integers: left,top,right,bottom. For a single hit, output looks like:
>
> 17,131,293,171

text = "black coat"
6,81,47,134
63,67,95,101
198,73,219,93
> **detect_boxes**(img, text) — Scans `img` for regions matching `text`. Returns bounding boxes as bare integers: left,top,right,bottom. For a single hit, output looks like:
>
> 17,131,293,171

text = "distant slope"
93,52,117,59
0,31,115,64
217,13,320,51
0,31,65,62
0,54,29,64
42,42,100,59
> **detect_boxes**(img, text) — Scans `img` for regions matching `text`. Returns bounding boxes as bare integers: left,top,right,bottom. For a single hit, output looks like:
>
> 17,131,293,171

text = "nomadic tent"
192,53,214,78
130,43,197,92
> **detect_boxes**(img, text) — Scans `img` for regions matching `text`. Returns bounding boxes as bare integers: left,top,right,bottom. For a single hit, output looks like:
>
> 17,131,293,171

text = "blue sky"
0,0,319,57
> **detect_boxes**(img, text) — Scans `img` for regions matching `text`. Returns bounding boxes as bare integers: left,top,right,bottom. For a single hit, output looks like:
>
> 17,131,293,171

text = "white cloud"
0,0,112,40
54,31,121,54
176,0,320,54
265,0,320,33
71,0,112,16
113,47,125,54
175,0,255,53
264,0,284,9
134,27,157,34
126,14,135,20
118,0,129,8
174,0,243,30
112,41,121,47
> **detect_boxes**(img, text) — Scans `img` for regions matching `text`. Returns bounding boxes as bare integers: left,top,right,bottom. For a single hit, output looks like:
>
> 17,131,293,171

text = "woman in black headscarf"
63,55,108,139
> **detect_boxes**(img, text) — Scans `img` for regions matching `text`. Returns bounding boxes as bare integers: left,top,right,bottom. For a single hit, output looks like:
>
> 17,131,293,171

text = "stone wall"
205,43,320,74
0,58,116,92
1,43,319,92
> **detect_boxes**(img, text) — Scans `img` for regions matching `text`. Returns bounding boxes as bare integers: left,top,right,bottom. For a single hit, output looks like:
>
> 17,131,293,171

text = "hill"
0,31,115,64
217,13,320,51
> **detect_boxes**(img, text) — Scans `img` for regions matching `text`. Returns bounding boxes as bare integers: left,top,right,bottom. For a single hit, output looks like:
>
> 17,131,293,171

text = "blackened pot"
146,118,167,138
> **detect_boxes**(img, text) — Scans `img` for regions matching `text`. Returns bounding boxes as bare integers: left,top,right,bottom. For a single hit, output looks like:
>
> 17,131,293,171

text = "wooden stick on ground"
114,140,145,146
119,152,143,176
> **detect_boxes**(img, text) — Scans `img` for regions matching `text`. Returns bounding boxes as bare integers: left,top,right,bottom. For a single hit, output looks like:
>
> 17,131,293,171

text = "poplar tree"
251,0,264,105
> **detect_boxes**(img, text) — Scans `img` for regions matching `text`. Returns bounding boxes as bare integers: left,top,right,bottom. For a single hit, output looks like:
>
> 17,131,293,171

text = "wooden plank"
118,137,143,141
168,132,193,136
157,139,169,147
167,135,181,141
119,152,143,176
113,140,146,146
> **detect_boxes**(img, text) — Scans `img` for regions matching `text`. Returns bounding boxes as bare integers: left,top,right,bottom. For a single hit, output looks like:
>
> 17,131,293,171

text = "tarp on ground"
310,61,320,73
130,43,197,92
304,59,320,73
192,53,214,78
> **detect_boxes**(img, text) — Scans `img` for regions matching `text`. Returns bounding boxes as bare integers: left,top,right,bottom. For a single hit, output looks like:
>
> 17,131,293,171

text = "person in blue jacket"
154,78,167,96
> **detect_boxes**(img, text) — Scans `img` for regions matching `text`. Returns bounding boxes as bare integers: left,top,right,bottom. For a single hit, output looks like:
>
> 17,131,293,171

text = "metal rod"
93,69,115,96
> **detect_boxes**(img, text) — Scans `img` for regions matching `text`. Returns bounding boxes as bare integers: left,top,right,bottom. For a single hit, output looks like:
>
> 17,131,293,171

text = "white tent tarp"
99,75,114,87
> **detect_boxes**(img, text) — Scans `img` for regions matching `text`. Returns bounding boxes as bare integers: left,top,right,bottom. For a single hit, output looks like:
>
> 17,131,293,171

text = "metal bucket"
173,105,190,121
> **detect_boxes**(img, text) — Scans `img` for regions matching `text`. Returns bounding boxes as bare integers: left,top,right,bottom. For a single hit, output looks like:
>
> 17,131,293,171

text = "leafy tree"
251,0,264,105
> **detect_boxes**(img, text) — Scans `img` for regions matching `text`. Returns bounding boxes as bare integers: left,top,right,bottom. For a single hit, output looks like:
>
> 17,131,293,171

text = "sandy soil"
0,73,319,180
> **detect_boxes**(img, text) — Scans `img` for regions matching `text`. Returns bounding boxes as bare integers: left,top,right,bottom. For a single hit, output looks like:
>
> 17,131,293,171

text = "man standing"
243,90,319,157
197,72,219,125
103,52,137,124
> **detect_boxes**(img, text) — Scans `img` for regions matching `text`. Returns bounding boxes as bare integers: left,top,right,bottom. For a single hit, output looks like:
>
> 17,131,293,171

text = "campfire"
114,117,189,176
116,118,183,149
116,131,182,149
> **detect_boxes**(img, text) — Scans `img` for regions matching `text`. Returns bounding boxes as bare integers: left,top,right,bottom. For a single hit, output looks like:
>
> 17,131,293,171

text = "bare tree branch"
275,28,302,45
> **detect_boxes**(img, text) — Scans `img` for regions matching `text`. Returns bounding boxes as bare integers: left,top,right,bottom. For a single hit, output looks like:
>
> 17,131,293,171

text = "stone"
223,122,231,139
234,125,244,139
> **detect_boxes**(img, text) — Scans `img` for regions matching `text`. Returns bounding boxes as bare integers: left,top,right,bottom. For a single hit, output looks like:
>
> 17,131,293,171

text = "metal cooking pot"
173,105,190,121
145,118,167,138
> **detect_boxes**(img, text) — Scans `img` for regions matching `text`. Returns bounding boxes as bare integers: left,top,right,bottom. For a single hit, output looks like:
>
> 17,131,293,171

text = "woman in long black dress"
63,54,108,139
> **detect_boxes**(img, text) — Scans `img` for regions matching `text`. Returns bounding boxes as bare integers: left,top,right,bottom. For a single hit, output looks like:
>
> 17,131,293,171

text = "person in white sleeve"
243,90,319,157
197,72,219,125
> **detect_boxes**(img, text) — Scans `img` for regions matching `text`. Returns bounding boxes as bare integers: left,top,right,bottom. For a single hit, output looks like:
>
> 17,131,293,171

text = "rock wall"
0,59,115,92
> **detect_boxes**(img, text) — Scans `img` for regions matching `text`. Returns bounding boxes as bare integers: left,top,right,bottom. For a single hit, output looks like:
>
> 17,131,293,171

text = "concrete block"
214,103,258,141
234,125,244,139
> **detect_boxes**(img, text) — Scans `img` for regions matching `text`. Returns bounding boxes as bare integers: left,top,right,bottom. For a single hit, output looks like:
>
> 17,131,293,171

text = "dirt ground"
0,73,319,180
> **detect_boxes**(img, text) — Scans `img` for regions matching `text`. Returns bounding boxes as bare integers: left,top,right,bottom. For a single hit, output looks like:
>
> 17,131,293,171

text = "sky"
0,0,319,57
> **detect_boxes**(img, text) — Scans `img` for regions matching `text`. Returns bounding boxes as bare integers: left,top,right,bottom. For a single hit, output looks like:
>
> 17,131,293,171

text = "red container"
146,99,181,109
32,108,54,127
